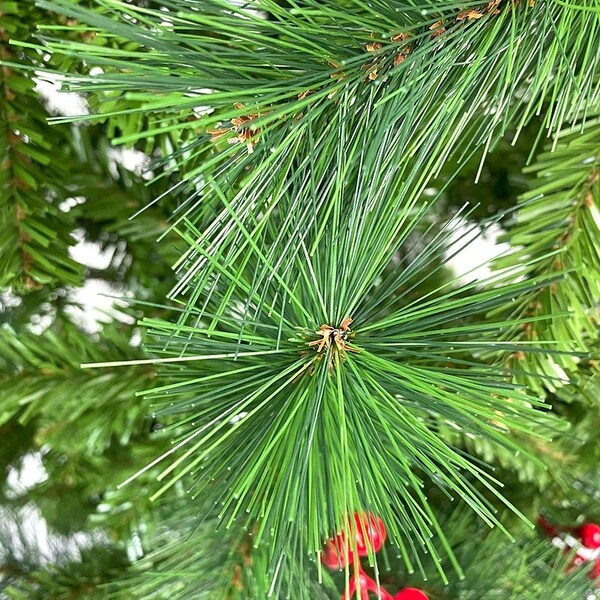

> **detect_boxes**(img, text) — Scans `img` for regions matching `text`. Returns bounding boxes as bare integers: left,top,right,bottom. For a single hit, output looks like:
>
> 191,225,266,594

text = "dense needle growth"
1,1,600,599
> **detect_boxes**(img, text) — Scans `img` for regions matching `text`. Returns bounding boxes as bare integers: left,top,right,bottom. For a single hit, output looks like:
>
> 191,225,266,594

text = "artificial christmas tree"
1,0,600,598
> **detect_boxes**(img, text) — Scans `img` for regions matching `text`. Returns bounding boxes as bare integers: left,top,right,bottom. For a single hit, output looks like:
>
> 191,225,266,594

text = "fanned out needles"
98,189,582,585
16,0,600,591
15,0,600,314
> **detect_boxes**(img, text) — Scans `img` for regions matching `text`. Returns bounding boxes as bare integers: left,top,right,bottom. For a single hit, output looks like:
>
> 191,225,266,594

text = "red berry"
322,535,353,570
352,512,387,556
322,512,386,570
394,588,429,600
578,523,600,549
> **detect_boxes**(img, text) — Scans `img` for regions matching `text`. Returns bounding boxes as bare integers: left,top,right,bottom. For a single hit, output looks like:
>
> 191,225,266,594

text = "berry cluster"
322,512,429,600
538,516,600,583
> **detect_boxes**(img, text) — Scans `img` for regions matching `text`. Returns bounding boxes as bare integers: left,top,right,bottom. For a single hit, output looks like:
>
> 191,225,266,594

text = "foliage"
0,1,82,288
1,0,600,599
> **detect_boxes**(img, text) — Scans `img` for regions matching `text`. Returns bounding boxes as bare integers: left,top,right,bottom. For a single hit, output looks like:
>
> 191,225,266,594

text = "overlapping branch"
0,4,82,289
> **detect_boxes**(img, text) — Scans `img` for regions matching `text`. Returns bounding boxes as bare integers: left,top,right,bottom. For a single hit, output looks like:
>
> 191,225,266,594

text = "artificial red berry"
322,534,354,570
394,588,429,600
577,523,600,549
322,512,386,570
351,512,387,556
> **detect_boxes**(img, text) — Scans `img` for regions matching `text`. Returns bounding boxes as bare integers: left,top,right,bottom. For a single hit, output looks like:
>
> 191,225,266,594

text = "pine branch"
17,0,600,307
440,410,571,491
0,319,152,453
1,537,129,600
98,204,576,583
0,4,82,289
404,510,599,599
64,125,183,290
105,497,338,600
7,1,600,596
494,112,600,395
0,316,178,538
76,107,593,584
